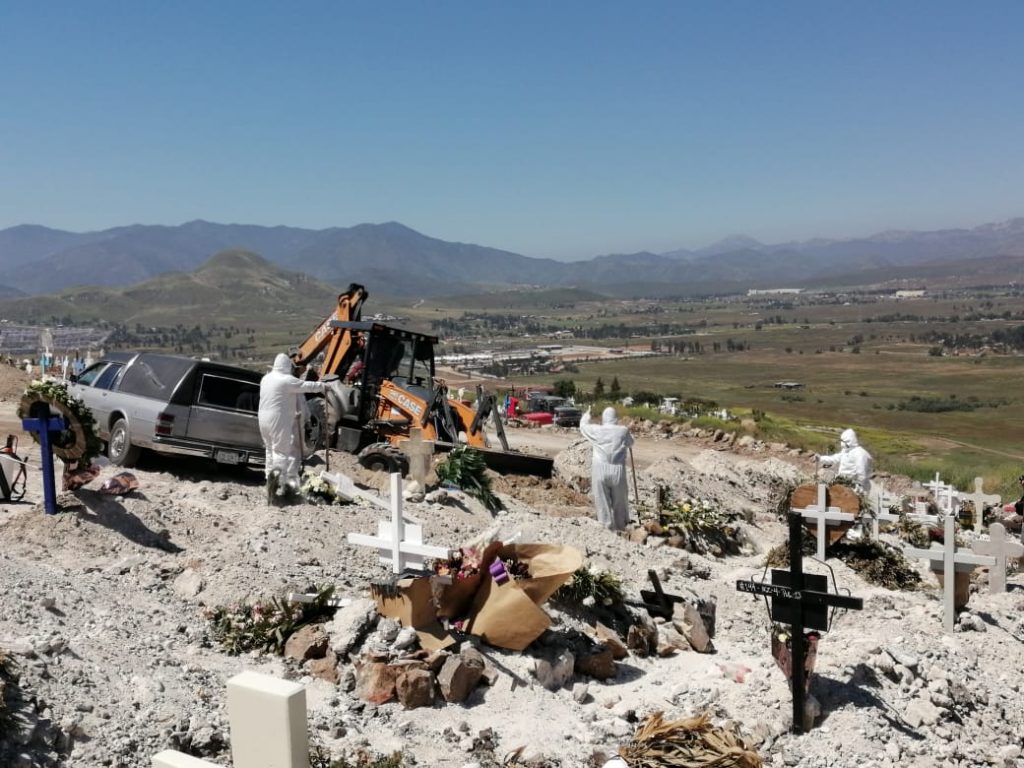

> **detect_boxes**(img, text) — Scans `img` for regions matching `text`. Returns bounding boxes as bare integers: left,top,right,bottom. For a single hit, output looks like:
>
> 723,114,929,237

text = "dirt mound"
641,450,806,514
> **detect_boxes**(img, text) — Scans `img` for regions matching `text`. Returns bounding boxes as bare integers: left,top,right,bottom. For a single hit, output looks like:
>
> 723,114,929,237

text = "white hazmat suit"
259,354,325,493
818,428,873,493
580,406,634,530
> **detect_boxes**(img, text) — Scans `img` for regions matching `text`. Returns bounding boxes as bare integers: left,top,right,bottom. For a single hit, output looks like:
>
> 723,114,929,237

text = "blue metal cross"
20,415,66,515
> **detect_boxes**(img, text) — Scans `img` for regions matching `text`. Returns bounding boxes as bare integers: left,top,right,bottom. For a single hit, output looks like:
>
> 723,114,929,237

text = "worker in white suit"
580,406,634,530
818,428,873,494
259,353,325,502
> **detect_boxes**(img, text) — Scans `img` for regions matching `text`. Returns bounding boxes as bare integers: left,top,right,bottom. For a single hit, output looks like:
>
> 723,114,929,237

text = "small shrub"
895,512,930,548
206,586,336,655
435,446,500,510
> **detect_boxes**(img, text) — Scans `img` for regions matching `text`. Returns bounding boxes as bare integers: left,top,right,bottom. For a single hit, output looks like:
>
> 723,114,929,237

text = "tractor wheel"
303,396,327,458
357,443,410,475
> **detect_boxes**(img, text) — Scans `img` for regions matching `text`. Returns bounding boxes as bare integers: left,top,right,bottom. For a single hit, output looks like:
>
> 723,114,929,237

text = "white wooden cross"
793,482,857,560
958,476,1000,533
971,523,1023,594
868,483,903,539
925,472,959,516
905,515,996,632
347,472,450,573
153,671,308,768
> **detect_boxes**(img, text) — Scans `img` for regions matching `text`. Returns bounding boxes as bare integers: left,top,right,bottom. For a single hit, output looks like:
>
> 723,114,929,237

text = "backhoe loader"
291,284,553,477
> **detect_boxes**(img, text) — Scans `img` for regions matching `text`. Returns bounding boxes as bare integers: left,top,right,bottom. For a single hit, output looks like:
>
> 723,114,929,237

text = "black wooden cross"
736,513,864,733
641,569,683,619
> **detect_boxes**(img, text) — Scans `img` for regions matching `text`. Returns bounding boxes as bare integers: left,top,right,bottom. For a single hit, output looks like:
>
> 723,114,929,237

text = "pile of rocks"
273,585,723,719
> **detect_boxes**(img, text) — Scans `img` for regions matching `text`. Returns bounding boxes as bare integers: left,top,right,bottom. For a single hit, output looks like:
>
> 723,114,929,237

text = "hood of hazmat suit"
840,428,859,449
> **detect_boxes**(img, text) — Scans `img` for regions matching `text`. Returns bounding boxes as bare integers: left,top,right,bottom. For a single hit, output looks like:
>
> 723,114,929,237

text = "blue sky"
2,2,1023,259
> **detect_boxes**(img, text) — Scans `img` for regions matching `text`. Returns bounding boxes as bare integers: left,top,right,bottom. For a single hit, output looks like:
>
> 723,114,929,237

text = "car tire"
108,418,141,467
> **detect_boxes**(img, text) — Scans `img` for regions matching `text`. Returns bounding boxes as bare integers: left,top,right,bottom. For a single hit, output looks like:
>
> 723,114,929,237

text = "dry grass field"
397,288,1024,497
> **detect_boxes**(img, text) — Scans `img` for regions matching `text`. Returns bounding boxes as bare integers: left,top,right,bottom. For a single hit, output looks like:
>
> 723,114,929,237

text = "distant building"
895,289,927,299
748,288,803,296
774,381,804,390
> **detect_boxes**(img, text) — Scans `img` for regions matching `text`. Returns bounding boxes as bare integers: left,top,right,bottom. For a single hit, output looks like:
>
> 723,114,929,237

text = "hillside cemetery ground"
2,356,1024,766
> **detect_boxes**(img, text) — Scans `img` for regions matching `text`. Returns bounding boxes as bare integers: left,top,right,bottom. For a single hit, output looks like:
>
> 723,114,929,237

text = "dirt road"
498,423,706,469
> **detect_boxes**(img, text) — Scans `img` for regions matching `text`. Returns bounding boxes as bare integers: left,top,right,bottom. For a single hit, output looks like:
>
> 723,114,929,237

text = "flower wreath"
17,380,103,466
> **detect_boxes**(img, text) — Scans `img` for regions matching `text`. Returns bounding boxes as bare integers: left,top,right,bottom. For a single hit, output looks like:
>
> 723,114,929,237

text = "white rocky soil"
1,412,1023,768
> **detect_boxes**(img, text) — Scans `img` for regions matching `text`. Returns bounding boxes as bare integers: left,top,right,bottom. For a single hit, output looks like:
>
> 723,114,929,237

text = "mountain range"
3,217,1024,298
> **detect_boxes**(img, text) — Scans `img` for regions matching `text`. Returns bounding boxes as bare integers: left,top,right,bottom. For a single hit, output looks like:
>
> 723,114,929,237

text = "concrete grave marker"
402,428,434,494
153,671,309,768
905,515,996,632
227,671,308,768
971,523,1023,594
792,483,856,560
958,476,1000,532
347,472,450,573
153,752,218,768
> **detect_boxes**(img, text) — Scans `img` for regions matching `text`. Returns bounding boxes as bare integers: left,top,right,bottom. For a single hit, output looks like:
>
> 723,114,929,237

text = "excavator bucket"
476,447,554,478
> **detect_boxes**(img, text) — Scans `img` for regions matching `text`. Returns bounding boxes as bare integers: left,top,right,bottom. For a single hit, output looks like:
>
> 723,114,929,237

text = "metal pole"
789,512,806,734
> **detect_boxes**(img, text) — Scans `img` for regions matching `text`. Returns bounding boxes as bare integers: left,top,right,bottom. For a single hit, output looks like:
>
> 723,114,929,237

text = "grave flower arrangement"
651,488,745,556
385,534,582,650
18,380,104,489
299,468,351,506
431,531,504,619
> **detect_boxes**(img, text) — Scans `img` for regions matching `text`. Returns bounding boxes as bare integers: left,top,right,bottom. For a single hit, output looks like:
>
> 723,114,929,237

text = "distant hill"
0,249,340,328
2,216,1024,297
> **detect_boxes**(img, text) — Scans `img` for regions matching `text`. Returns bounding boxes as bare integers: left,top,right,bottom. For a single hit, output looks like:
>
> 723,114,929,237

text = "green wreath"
17,380,103,466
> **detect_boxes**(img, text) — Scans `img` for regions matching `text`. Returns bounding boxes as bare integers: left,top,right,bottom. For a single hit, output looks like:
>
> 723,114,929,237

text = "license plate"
214,449,242,465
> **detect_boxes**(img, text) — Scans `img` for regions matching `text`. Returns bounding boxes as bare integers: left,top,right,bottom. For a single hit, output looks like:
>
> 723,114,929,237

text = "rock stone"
284,623,329,661
396,668,435,709
533,649,575,691
904,698,942,728
393,627,418,650
574,645,616,680
327,599,378,658
172,568,204,599
438,651,485,703
425,650,451,673
594,623,629,660
886,646,919,673
673,602,713,653
656,625,688,657
627,528,649,545
354,661,398,705
626,610,658,657
425,489,450,504
572,682,590,703
307,655,339,683
803,693,821,731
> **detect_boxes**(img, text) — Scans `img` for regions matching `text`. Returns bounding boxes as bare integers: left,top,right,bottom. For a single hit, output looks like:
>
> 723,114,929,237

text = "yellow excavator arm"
291,283,368,375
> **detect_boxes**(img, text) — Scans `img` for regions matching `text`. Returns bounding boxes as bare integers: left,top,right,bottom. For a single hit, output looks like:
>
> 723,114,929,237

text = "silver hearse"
70,352,266,467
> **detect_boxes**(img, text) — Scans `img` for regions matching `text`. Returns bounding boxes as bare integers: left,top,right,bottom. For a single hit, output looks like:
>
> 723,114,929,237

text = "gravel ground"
1,386,1023,767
